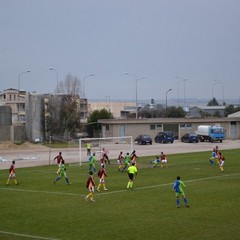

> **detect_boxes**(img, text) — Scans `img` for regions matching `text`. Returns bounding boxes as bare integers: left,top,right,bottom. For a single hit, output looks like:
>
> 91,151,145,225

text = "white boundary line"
0,230,59,240
1,173,239,197
97,172,240,196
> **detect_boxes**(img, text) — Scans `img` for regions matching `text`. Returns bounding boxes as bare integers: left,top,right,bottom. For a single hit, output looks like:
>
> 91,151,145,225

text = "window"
180,123,192,128
150,125,155,130
150,124,162,130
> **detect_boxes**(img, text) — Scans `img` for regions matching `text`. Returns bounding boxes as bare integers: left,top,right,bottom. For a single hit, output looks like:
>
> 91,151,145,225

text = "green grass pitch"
0,149,239,240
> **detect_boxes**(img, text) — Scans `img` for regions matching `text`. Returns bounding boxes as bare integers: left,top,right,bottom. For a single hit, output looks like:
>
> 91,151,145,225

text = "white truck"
195,125,225,142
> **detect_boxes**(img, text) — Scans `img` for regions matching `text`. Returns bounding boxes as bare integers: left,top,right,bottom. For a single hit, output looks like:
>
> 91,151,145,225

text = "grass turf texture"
0,149,239,240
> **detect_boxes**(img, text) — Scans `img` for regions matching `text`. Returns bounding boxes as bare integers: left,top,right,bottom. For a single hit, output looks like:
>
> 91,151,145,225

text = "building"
98,117,240,141
188,106,225,118
0,88,27,124
89,100,135,118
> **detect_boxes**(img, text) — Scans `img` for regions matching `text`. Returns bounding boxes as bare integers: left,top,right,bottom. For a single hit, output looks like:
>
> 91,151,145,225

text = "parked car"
155,131,174,143
135,135,152,145
181,133,199,143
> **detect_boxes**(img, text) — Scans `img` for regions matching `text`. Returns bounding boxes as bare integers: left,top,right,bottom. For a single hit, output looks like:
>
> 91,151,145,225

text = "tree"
224,104,240,116
166,106,186,118
87,109,113,137
207,97,220,106
45,73,82,138
57,73,81,96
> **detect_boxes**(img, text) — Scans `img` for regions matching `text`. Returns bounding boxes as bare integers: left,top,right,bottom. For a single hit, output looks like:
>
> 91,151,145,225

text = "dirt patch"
0,141,46,150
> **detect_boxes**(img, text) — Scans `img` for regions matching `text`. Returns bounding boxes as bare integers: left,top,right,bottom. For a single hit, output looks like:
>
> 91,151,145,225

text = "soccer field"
0,149,239,240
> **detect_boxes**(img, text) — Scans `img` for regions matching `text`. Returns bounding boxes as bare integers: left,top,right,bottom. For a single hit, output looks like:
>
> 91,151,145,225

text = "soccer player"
53,152,64,175
172,176,189,208
6,160,18,185
117,151,124,171
148,156,161,168
54,160,71,184
218,152,225,172
97,165,108,191
215,147,221,164
88,152,96,174
102,148,110,164
160,152,168,168
85,171,96,202
121,152,131,172
86,143,92,156
209,148,217,166
127,162,138,190
130,150,138,166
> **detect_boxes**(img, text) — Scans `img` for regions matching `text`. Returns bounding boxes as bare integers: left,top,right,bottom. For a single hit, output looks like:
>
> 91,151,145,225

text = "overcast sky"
1,0,240,103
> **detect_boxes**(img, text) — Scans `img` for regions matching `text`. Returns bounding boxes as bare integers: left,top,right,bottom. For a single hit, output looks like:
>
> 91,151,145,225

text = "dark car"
155,131,174,143
135,135,152,145
181,133,199,143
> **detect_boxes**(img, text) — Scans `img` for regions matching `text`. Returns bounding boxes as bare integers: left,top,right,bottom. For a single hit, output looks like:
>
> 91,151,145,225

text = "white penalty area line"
1,173,239,198
97,172,240,196
0,230,59,240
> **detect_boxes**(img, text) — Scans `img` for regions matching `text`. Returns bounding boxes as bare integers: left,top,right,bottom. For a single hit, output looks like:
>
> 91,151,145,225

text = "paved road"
0,140,239,170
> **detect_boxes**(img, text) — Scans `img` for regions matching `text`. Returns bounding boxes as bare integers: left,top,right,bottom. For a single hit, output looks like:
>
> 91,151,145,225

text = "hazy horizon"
1,1,240,101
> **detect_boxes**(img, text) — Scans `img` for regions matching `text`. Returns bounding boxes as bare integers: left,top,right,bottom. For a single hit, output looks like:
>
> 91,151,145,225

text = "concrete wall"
25,94,45,141
0,106,12,126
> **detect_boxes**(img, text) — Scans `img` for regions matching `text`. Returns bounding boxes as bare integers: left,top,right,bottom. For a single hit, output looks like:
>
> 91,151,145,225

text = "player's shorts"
175,191,184,197
219,161,224,167
99,178,105,183
117,160,122,165
9,173,16,178
89,186,94,193
162,159,167,163
128,173,134,180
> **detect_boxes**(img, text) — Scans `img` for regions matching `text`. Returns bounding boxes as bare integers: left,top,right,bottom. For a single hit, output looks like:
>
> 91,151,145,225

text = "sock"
176,198,180,207
55,177,61,182
97,183,101,190
6,179,10,185
65,177,70,184
87,192,92,199
209,159,214,165
14,179,18,184
184,197,188,205
130,182,133,188
127,181,131,188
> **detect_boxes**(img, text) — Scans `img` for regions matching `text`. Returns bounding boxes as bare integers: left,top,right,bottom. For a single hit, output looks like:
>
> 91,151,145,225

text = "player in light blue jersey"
172,176,189,208
209,148,217,166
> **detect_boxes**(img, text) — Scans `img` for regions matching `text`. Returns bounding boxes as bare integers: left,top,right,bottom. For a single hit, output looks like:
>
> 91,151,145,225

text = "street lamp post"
83,73,94,120
125,72,145,119
213,79,224,105
18,70,31,92
83,73,95,98
175,76,187,107
49,67,59,93
165,88,172,118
